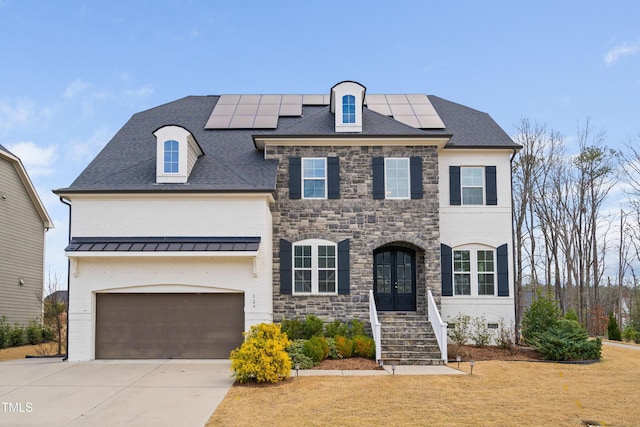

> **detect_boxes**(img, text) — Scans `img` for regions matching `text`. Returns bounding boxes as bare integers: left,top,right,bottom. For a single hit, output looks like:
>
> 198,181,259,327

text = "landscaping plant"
607,312,621,341
352,335,375,359
230,323,291,384
521,289,561,344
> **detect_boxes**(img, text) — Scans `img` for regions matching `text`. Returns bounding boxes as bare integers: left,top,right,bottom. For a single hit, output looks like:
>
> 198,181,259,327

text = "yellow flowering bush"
230,323,292,384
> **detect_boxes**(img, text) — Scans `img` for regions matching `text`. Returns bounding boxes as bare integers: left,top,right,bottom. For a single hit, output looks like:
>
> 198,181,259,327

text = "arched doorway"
373,246,416,311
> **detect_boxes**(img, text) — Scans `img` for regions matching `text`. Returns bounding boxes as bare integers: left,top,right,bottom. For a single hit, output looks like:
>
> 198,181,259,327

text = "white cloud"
604,41,640,66
64,80,93,98
5,141,58,176
65,127,113,164
0,98,37,132
125,84,154,98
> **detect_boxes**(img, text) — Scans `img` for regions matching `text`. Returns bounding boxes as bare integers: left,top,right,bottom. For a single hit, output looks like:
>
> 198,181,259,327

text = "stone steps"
378,313,444,365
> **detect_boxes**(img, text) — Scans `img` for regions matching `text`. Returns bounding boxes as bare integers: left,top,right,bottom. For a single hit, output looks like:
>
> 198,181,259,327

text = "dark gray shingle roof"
55,93,518,194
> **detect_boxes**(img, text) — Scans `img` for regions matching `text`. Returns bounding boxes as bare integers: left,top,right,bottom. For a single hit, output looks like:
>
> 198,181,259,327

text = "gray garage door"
95,293,244,359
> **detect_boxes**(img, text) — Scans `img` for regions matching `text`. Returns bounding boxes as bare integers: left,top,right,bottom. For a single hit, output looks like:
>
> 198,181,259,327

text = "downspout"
509,148,519,342
59,197,71,361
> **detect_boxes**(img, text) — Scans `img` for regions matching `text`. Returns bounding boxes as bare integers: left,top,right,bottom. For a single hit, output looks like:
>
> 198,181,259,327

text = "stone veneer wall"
265,145,441,323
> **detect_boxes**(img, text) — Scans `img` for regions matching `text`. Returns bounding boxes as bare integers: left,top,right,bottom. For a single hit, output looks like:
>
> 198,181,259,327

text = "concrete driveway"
0,357,233,427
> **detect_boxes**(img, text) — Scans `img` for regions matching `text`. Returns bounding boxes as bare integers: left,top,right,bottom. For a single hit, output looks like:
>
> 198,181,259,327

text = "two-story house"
54,81,519,362
1,144,54,326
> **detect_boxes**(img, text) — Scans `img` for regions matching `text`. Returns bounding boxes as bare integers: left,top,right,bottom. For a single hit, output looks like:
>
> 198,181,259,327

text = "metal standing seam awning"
64,236,261,276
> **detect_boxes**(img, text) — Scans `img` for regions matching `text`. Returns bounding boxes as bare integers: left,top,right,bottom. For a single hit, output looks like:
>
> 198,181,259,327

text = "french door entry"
374,247,416,311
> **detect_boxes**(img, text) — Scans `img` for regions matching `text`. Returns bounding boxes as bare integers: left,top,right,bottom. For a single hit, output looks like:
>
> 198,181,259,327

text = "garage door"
95,293,244,359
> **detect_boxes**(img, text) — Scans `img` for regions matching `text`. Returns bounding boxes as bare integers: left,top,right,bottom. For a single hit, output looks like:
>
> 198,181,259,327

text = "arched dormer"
153,125,203,183
330,81,365,133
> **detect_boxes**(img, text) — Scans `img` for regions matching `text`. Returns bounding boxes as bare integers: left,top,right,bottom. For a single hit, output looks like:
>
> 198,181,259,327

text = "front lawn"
207,345,639,426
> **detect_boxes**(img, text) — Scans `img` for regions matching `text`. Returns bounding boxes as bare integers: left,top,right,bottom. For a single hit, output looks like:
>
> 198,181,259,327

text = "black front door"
374,247,416,311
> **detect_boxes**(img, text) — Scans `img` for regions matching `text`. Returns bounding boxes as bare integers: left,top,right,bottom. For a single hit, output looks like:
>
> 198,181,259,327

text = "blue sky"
1,1,639,287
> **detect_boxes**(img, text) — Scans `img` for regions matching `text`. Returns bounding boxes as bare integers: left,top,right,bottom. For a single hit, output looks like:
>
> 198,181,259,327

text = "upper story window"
449,165,497,206
453,248,495,296
302,158,327,198
330,81,365,132
154,125,203,184
293,239,337,294
372,156,423,200
163,140,180,174
342,95,356,124
385,158,410,199
461,167,484,205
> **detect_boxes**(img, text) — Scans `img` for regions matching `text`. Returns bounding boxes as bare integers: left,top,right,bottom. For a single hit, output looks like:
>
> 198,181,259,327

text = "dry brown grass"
0,342,60,361
207,345,640,426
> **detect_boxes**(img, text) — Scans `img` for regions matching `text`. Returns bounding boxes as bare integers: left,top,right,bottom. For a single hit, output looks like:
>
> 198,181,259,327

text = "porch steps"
378,313,444,366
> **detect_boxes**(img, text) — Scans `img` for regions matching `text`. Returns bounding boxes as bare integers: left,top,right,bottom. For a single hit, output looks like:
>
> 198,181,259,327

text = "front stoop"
378,313,445,366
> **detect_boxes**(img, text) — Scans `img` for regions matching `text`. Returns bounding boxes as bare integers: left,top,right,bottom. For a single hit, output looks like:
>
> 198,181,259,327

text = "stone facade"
265,144,442,323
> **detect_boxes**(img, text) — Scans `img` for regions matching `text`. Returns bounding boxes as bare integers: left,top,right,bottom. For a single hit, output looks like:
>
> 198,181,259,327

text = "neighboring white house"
55,81,520,362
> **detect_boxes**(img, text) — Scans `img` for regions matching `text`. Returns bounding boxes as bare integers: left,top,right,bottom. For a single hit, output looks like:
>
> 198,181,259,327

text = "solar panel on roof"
205,93,445,130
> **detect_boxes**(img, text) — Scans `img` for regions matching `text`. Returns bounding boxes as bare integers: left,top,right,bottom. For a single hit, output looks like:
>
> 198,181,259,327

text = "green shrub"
622,324,639,343
0,316,10,348
230,323,291,384
286,340,315,369
347,319,365,338
280,318,305,340
448,313,472,346
530,319,601,361
607,312,622,341
334,335,353,358
352,335,375,359
42,326,55,342
522,290,561,344
325,337,343,359
302,315,324,340
471,316,492,347
303,337,325,363
324,320,349,338
564,309,579,322
9,324,25,347
26,319,44,345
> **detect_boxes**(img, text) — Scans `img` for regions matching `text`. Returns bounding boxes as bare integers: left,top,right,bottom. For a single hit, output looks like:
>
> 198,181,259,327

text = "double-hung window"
163,140,179,174
293,239,337,294
453,248,496,296
302,158,327,199
385,158,410,199
461,167,483,205
342,94,355,124
453,250,471,295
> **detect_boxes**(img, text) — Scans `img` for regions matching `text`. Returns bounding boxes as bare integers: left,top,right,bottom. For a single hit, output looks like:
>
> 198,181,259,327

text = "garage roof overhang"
64,236,261,258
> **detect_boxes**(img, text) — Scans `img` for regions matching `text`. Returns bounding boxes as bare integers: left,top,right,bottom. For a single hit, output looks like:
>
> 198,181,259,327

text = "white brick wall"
66,194,273,361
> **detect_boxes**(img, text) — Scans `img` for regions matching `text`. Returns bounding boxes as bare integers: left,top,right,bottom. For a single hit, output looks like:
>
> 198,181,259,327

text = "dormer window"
154,125,203,183
342,95,356,124
330,81,365,133
163,140,179,173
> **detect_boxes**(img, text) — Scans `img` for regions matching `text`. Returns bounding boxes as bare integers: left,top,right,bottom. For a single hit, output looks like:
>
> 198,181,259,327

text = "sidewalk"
292,365,464,376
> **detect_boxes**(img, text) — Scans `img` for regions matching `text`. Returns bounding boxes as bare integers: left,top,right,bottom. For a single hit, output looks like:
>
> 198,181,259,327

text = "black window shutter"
289,157,301,199
372,157,385,199
337,239,350,295
410,156,423,199
280,239,292,295
485,166,497,205
449,166,461,205
497,243,509,296
327,157,340,199
441,244,453,296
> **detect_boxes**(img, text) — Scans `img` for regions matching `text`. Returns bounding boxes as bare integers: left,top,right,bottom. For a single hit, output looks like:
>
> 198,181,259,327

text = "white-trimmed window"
302,158,327,199
385,158,410,199
342,95,356,124
163,140,179,173
461,167,484,205
453,247,496,296
293,239,337,294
